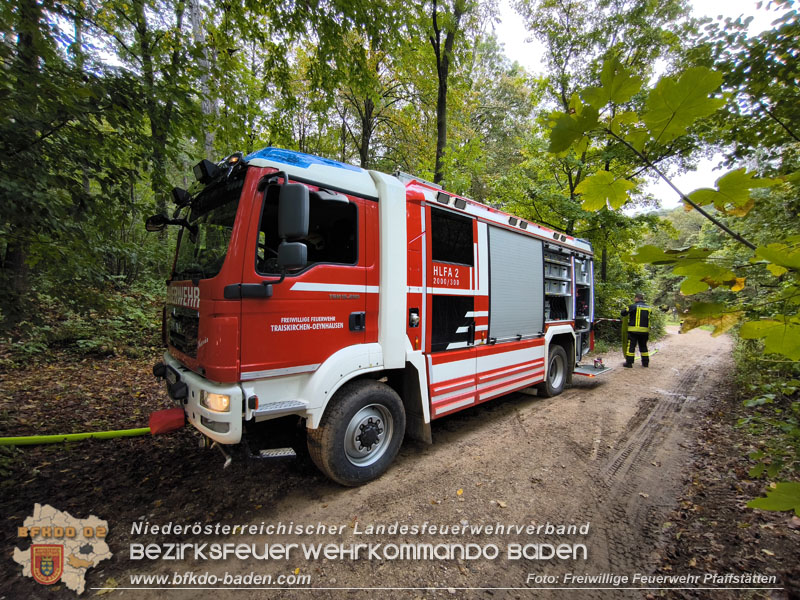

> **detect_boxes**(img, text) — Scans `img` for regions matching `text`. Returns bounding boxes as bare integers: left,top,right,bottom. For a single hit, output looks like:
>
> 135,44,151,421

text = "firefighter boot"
624,337,635,367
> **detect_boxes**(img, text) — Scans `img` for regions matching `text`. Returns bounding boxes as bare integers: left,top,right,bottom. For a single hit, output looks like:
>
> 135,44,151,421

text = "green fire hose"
0,427,151,446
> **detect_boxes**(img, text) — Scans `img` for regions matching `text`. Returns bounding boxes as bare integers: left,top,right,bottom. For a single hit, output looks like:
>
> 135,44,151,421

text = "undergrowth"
0,283,162,367
734,339,800,484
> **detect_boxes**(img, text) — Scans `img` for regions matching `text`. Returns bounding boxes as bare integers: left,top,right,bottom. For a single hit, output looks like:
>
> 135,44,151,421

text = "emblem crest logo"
31,544,63,585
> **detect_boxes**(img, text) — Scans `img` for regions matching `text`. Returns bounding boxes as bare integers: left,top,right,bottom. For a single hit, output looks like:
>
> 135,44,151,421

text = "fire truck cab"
150,147,600,485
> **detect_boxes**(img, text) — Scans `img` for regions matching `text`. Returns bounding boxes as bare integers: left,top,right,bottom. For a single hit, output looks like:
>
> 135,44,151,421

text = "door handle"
467,320,476,345
223,283,273,299
349,312,366,331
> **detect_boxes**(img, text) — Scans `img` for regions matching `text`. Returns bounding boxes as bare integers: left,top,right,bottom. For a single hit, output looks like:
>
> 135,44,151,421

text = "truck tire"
537,345,567,398
307,379,406,486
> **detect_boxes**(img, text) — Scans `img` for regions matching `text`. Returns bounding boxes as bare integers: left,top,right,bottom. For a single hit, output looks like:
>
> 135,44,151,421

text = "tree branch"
759,101,800,143
605,128,756,250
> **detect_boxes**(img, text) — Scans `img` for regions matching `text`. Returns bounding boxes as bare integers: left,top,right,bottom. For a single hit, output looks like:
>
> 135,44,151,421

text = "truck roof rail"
393,170,443,190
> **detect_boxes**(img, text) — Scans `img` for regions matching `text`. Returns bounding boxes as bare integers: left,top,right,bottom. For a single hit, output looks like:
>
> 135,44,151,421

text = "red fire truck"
149,147,607,485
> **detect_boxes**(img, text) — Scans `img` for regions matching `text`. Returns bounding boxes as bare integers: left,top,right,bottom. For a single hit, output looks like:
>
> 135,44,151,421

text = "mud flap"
401,362,432,444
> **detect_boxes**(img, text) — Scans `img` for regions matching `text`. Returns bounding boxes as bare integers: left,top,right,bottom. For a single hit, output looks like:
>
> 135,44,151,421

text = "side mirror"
145,214,169,232
171,187,192,207
193,159,220,184
278,183,309,240
277,242,307,270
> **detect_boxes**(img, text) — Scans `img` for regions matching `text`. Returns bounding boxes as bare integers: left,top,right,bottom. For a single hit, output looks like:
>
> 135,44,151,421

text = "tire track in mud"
590,357,720,578
604,366,703,477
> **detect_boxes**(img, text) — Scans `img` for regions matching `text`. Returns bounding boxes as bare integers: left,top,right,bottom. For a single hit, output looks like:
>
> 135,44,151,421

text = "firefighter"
622,293,651,368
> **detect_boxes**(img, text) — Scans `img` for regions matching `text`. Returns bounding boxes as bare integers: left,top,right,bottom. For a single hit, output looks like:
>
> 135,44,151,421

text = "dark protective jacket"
621,301,652,333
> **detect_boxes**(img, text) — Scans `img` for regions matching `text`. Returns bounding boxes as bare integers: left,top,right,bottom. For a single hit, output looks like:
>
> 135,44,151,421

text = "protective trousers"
626,332,650,367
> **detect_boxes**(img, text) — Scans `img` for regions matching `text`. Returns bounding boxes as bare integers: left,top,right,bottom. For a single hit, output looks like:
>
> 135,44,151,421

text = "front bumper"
160,352,243,444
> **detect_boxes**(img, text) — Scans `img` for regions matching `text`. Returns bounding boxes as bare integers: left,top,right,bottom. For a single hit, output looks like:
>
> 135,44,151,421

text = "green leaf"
609,111,638,135
680,278,710,295
688,168,780,215
630,245,676,265
739,320,783,338
739,320,800,360
689,302,725,318
747,482,800,516
767,463,782,478
574,171,635,210
673,261,736,281
743,394,775,407
582,86,607,109
625,128,649,153
582,58,643,108
630,245,713,265
755,244,800,271
548,106,599,153
642,67,725,143
767,263,789,277
606,63,643,104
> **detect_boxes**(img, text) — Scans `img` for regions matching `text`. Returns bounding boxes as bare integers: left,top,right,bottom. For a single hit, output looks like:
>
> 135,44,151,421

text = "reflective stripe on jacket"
622,301,651,333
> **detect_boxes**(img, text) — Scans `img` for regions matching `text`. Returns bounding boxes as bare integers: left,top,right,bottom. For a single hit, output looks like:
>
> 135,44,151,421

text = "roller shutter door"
488,227,544,342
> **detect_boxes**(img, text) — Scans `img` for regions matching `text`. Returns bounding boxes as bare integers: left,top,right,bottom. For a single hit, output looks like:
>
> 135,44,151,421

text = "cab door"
426,206,480,418
238,182,369,381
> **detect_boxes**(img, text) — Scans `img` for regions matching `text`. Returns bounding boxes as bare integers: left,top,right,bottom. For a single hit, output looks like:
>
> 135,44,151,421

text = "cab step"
257,447,297,459
251,400,307,418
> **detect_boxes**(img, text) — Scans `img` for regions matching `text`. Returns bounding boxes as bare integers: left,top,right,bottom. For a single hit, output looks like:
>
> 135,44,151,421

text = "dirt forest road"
106,326,736,600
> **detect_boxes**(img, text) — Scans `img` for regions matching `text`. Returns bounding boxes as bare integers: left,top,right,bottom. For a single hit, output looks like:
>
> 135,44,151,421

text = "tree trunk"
430,0,465,186
3,0,43,303
190,0,216,161
341,116,347,163
134,0,163,213
359,97,374,169
434,71,448,184
134,0,185,215
601,245,607,282
3,244,30,303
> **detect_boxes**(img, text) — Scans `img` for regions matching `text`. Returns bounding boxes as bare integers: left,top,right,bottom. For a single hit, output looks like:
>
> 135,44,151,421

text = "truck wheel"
537,345,567,398
307,379,406,486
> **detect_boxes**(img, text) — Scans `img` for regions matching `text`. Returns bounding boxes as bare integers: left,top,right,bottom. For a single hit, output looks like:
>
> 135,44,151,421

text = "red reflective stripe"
478,372,545,401
431,375,475,396
477,359,545,384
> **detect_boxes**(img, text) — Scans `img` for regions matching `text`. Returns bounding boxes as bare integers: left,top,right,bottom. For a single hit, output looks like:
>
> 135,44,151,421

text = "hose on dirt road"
0,427,152,446
0,407,185,446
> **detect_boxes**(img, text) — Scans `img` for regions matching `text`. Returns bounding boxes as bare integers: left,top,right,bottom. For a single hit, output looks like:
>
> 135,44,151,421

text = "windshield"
173,169,246,281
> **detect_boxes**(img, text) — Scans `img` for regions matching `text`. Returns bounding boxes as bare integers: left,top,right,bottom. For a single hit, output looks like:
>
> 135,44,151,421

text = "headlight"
202,392,230,412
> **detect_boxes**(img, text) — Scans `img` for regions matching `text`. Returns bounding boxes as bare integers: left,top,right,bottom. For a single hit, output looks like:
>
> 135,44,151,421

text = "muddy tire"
307,380,406,486
537,345,568,398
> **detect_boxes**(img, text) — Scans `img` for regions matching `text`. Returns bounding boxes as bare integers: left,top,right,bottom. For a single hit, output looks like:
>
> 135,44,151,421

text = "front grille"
167,306,199,358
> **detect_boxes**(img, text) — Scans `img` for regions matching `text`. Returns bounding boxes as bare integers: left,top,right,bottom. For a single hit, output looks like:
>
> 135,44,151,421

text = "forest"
0,0,798,507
